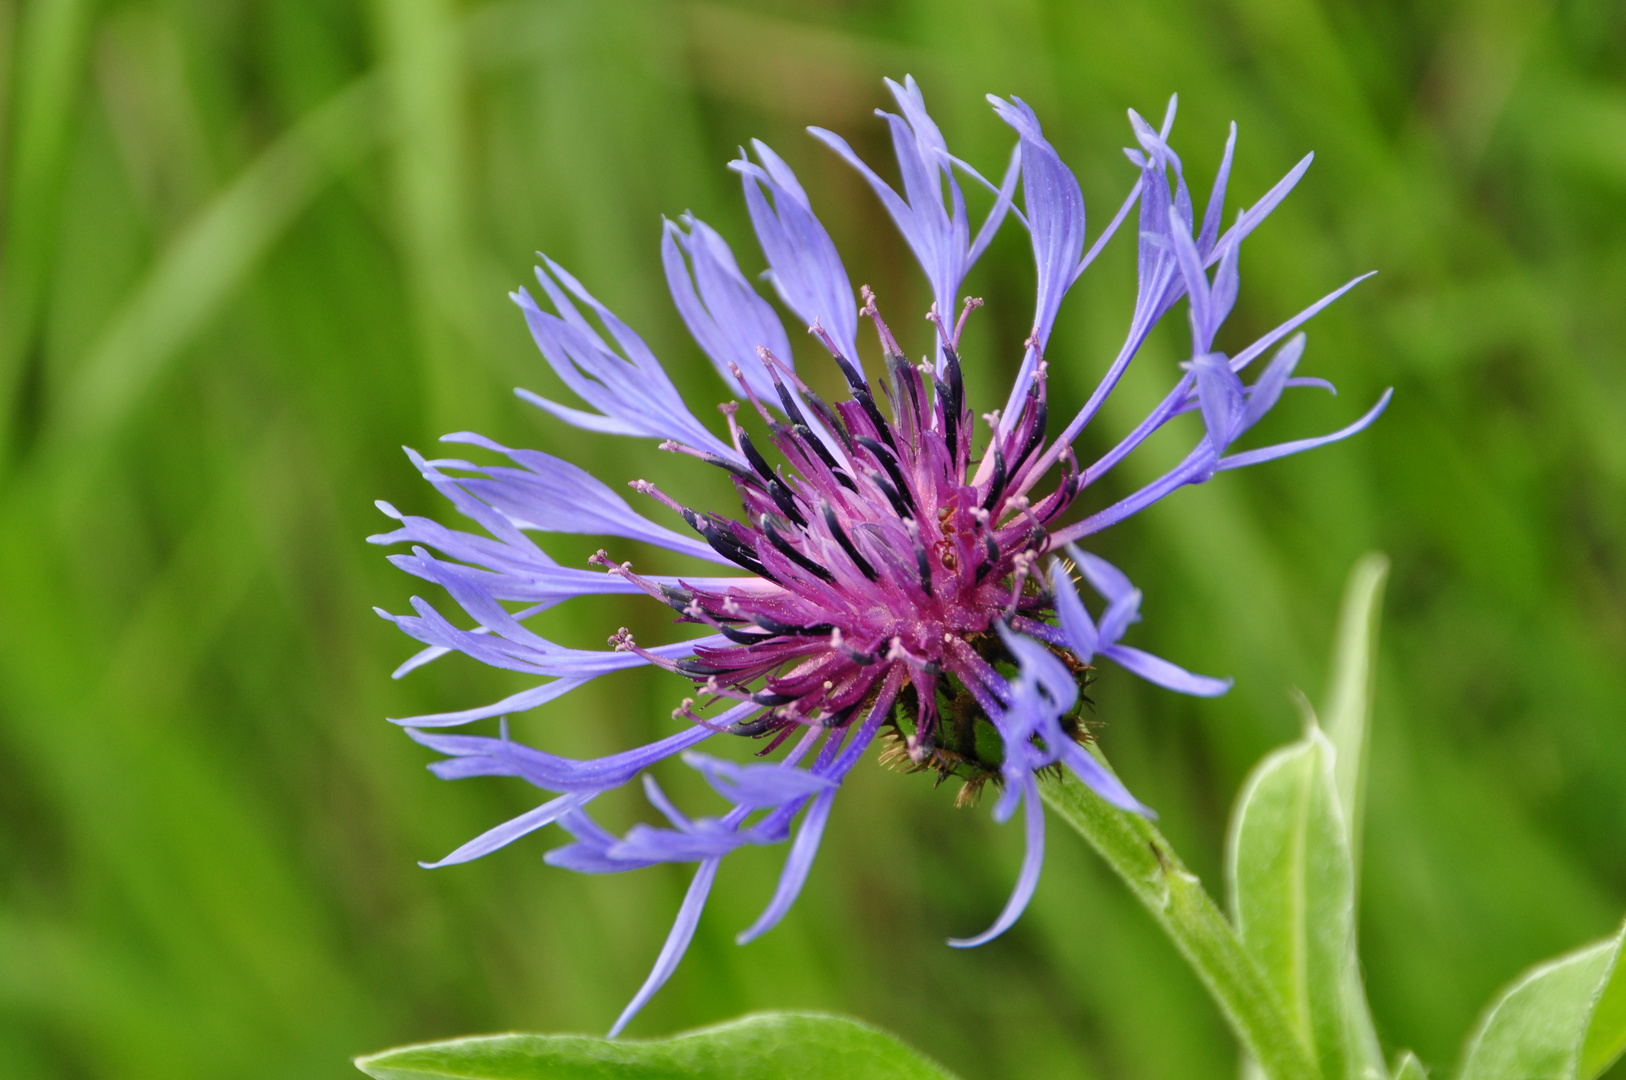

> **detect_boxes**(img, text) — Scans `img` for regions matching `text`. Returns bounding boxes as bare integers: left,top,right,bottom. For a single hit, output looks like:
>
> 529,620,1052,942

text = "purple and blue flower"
372,76,1388,1034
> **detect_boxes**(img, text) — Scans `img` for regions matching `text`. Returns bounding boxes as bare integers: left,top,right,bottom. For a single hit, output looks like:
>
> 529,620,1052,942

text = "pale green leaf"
1393,1051,1428,1080
1321,552,1389,863
1320,554,1390,1078
1580,938,1626,1078
1228,726,1370,1080
354,1012,960,1080
1457,920,1626,1080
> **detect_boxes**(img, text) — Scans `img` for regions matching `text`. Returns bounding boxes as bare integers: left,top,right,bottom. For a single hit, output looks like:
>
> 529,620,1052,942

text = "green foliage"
1225,555,1388,1080
2,2,1625,1079
1228,727,1377,1080
1392,1053,1428,1080
1041,765,1321,1080
1457,920,1626,1080
1583,947,1626,1079
353,1013,958,1080
1319,552,1387,870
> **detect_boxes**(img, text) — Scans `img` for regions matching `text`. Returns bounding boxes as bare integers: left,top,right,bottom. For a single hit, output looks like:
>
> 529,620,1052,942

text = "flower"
371,76,1390,1035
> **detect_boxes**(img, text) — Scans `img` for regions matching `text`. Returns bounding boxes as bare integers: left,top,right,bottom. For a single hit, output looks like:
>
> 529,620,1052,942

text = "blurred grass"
0,0,1623,1077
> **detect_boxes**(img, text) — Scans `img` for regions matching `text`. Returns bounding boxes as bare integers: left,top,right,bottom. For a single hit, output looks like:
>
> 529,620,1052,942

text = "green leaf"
1042,769,1321,1080
1229,725,1359,1080
1228,727,1361,1080
353,1012,960,1080
1392,1051,1428,1080
1458,919,1626,1080
1581,939,1626,1078
1319,553,1390,1079
1321,552,1389,866
1226,555,1392,1080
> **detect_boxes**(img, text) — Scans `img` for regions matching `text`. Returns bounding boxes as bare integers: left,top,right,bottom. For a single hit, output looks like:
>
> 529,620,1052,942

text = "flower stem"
1040,770,1320,1080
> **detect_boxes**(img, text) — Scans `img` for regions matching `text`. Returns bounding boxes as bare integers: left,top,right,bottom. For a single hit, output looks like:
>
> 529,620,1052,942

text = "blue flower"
372,79,1389,1035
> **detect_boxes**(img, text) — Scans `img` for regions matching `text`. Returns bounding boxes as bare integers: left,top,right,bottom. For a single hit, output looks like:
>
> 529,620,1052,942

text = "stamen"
728,715,777,737
798,388,855,453
868,470,913,520
981,448,1008,512
1005,550,1037,619
953,296,983,347
855,436,917,515
765,476,809,528
728,361,780,427
809,319,869,393
859,285,908,361
758,351,812,431
934,374,960,467
974,534,1000,582
750,613,836,638
793,423,853,488
760,515,836,583
679,508,775,580
907,521,934,597
821,500,878,581
718,624,780,645
1011,395,1048,476
849,383,899,454
718,401,745,456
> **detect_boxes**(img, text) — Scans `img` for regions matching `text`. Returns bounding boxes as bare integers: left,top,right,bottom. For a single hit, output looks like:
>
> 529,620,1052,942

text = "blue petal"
1197,122,1236,255
732,144,859,363
1239,332,1306,432
389,676,590,727
1048,559,1100,663
513,268,737,459
997,624,1078,714
1217,388,1392,471
735,785,837,945
1058,741,1153,817
1213,151,1313,258
608,858,721,1038
1068,546,1137,605
662,215,792,402
1102,643,1232,698
1229,272,1373,374
419,791,591,868
1187,351,1246,456
408,719,723,793
948,775,1045,948
990,95,1086,352
438,432,723,562
681,752,837,809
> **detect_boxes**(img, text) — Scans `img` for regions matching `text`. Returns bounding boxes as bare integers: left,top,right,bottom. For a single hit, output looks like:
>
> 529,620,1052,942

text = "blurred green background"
2,0,1624,1077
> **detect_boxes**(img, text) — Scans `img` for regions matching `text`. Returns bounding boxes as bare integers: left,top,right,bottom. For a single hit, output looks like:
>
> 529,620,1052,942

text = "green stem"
1040,770,1320,1080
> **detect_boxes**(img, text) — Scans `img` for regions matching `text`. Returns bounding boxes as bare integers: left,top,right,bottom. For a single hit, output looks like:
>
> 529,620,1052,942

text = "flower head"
372,79,1389,1035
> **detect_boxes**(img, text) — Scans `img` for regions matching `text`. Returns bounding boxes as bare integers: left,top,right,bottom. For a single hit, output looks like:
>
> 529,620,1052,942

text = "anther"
981,448,1009,512
822,500,877,581
761,515,836,583
856,436,916,514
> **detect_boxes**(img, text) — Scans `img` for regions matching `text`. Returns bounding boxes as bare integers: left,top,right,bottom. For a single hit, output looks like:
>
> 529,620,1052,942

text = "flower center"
612,295,1082,764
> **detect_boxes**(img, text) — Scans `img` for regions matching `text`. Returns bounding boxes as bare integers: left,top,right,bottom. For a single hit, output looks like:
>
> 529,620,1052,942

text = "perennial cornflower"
372,77,1389,1035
